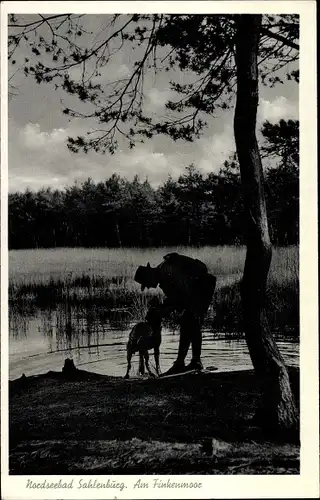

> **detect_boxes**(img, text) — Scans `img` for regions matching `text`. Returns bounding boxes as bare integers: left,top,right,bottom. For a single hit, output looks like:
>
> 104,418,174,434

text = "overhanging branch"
260,26,299,51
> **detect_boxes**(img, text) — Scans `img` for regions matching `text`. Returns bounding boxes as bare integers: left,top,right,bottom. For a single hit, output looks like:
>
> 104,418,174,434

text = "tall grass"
213,246,299,336
9,245,299,337
267,246,299,336
9,246,247,284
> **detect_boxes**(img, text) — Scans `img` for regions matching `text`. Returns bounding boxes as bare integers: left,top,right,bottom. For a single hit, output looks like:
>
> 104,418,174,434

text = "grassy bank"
9,366,299,475
9,245,299,336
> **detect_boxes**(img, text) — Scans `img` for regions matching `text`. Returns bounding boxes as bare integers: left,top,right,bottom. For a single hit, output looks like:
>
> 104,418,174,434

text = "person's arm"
160,297,177,316
146,297,176,320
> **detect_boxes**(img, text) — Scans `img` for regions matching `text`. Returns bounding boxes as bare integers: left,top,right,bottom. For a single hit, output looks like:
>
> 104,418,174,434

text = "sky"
8,14,299,193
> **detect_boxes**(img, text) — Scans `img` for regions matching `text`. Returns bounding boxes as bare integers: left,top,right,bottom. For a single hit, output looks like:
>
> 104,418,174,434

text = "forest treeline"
9,150,298,249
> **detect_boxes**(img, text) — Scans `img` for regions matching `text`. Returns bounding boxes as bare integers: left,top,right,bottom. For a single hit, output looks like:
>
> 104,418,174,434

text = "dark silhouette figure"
62,358,77,378
134,253,217,376
124,307,162,379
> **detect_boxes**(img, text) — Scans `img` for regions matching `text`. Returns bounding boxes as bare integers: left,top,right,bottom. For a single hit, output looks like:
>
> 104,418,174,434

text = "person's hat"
134,262,152,291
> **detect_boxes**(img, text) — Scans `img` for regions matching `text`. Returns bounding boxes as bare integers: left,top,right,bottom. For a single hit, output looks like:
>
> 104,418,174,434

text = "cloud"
114,64,131,78
9,117,235,192
20,123,68,150
147,88,173,110
258,96,298,124
9,92,298,193
104,147,184,185
10,121,75,191
9,120,184,191
197,125,235,173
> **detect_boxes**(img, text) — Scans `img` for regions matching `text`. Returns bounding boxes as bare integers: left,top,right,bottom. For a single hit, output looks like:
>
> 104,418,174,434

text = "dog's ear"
147,262,151,268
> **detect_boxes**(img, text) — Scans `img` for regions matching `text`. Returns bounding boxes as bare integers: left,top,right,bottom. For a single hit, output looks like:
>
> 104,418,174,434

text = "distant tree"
121,175,161,247
33,187,66,247
64,182,87,246
102,174,126,247
261,119,299,170
9,189,38,248
157,175,181,245
215,159,243,244
172,165,206,245
262,119,299,245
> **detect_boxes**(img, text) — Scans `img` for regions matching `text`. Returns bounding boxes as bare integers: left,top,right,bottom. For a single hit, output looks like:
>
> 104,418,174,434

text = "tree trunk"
115,220,122,248
234,14,298,434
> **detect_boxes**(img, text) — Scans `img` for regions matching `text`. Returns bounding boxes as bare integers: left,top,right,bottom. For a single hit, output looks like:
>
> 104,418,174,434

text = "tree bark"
234,15,298,434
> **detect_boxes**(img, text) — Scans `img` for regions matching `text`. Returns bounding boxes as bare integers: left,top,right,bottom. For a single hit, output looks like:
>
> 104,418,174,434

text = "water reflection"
9,306,299,381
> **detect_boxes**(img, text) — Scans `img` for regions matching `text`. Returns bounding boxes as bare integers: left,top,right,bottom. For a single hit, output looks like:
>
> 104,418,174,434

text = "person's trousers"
177,274,217,363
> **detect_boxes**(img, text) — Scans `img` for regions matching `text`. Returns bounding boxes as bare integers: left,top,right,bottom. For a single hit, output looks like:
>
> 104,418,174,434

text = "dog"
124,307,162,379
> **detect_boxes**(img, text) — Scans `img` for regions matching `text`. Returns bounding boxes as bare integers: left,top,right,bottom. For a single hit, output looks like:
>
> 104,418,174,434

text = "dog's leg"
154,346,160,376
124,343,133,379
144,351,155,378
139,352,145,375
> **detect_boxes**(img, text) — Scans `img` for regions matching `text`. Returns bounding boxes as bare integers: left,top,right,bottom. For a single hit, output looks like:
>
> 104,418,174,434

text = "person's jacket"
156,253,215,311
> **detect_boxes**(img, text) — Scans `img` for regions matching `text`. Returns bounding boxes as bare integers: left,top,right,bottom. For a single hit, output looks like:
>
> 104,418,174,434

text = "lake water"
9,308,299,380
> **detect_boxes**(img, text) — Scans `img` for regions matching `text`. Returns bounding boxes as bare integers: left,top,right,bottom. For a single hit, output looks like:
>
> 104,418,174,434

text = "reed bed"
9,245,299,337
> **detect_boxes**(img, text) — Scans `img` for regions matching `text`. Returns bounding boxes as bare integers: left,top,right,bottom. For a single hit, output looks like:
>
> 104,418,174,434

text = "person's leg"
144,351,155,378
161,310,191,376
161,274,217,376
187,274,217,370
124,342,133,379
154,345,161,376
189,311,203,367
176,310,192,364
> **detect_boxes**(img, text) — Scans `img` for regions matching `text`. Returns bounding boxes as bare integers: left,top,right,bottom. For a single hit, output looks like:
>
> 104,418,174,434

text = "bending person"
134,252,217,376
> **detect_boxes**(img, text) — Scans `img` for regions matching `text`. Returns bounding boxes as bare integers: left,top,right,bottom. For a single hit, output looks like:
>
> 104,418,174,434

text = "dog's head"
145,306,162,329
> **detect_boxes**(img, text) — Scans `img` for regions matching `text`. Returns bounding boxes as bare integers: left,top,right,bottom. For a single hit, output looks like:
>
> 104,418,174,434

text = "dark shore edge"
9,364,300,475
